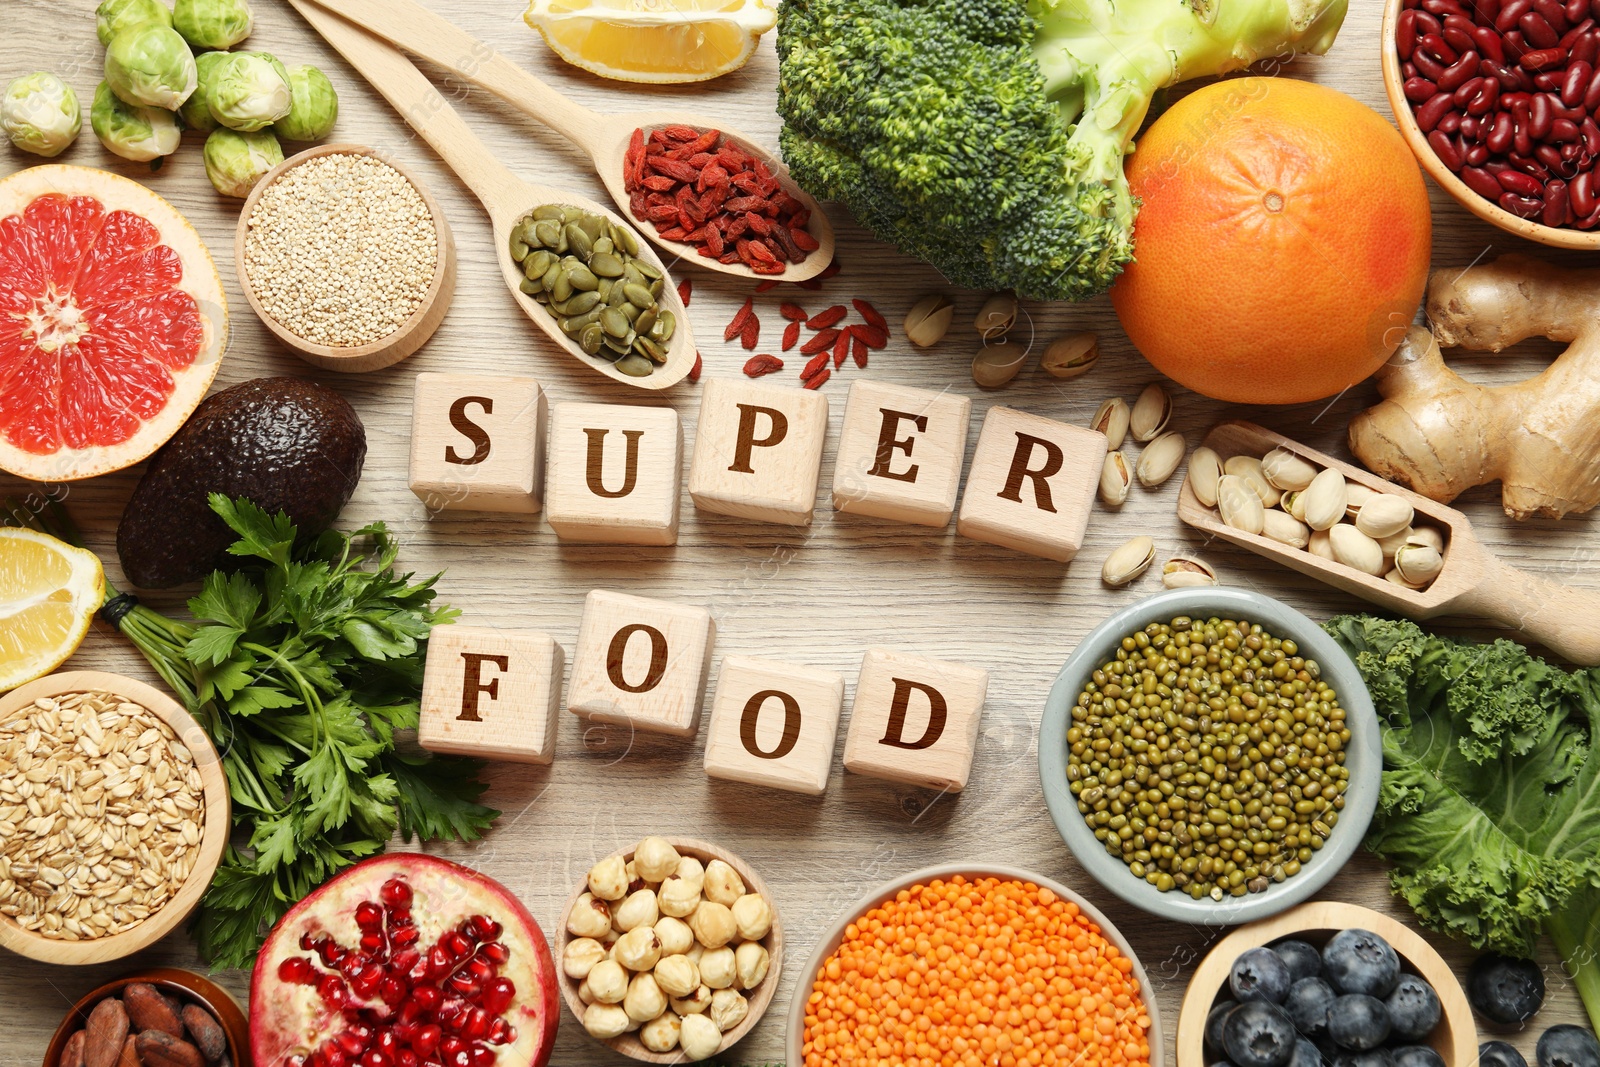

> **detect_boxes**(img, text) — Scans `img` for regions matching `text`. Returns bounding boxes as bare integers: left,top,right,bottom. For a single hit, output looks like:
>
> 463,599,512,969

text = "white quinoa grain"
243,153,438,348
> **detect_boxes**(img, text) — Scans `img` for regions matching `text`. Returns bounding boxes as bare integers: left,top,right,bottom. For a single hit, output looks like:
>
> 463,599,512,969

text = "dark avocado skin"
116,377,367,588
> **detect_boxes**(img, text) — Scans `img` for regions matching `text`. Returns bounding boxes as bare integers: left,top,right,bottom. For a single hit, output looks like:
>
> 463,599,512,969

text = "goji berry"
853,324,889,348
647,157,701,183
792,229,821,252
779,303,807,321
801,352,830,380
803,367,830,389
740,316,759,350
677,278,692,307
725,297,753,341
754,279,779,291
851,331,868,368
832,329,851,368
808,305,847,329
664,124,701,141
782,321,801,351
688,352,703,382
852,299,887,332
640,174,677,192
801,328,840,355
743,354,783,377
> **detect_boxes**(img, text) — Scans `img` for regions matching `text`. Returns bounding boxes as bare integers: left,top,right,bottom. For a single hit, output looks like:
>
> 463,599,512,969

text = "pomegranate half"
251,855,558,1067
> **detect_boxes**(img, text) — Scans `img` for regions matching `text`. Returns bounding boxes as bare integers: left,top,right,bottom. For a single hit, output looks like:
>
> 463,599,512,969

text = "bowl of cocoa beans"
42,969,249,1067
1382,0,1600,245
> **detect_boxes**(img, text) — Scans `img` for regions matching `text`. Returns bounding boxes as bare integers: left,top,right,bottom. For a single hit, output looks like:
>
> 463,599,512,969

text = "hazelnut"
671,984,713,1016
567,893,613,939
688,900,737,949
583,1003,630,1039
563,937,607,980
709,988,749,1033
634,836,682,882
672,855,706,894
613,888,660,932
624,972,668,1023
586,959,628,1004
654,953,700,997
655,915,694,956
613,926,663,972
658,876,702,918
587,855,629,901
735,941,770,989
578,978,596,1005
685,942,705,966
703,859,745,906
639,1011,681,1053
679,1012,723,1060
698,946,737,989
730,893,772,940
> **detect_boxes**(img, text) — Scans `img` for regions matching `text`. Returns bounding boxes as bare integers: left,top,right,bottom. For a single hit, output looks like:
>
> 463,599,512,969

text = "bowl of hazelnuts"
557,836,783,1063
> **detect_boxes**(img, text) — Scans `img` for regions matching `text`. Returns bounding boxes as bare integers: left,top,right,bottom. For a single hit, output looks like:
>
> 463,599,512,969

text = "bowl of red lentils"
1381,0,1600,245
786,863,1162,1067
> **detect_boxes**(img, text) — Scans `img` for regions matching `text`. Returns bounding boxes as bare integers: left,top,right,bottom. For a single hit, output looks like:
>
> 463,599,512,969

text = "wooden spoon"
286,0,694,390
1177,420,1600,665
297,0,835,282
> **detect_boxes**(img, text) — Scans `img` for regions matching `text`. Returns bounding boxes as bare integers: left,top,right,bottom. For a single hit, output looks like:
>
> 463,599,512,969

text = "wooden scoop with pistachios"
1177,420,1600,666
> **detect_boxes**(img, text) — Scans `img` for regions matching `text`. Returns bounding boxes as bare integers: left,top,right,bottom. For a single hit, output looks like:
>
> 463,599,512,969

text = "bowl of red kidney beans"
1382,0,1600,244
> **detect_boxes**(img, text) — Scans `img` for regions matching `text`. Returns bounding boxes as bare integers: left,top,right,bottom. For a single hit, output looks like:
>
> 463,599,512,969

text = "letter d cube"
842,648,988,791
419,627,565,764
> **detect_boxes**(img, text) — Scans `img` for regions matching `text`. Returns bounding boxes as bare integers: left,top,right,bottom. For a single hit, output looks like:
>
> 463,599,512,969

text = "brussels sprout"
274,65,337,142
203,127,281,197
105,23,197,110
96,0,173,47
206,51,290,132
2,73,82,158
90,80,179,161
173,0,252,50
180,50,231,134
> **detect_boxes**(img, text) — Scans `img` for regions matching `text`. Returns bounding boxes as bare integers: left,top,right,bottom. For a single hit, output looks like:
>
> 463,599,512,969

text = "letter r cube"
842,648,988,791
418,626,565,764
957,406,1107,561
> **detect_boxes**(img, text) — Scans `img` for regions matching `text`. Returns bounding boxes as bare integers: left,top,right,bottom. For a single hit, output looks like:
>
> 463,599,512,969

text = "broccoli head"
776,0,1348,300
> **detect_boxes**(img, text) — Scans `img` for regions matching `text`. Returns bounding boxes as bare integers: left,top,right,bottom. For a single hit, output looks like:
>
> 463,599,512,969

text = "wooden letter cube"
688,378,828,526
409,373,547,513
568,590,716,738
546,402,681,545
702,655,845,795
842,648,989,791
956,407,1107,562
418,627,565,764
832,380,972,527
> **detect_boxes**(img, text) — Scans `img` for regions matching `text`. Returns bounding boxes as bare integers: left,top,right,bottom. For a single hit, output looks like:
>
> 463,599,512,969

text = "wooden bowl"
555,837,783,1063
0,671,230,966
785,863,1165,1067
1176,901,1478,1067
41,967,250,1067
1379,0,1600,249
235,143,458,372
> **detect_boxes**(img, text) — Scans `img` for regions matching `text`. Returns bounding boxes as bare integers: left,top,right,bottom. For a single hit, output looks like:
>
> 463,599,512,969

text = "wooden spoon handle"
305,0,604,156
1457,553,1600,665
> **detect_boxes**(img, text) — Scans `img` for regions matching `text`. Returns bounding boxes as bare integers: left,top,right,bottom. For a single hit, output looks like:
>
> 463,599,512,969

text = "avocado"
116,377,367,588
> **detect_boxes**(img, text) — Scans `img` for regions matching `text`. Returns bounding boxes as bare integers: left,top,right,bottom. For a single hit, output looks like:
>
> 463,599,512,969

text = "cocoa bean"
134,1032,205,1067
58,1029,86,1067
117,1035,141,1067
124,985,184,1039
179,1006,225,1063
83,998,130,1067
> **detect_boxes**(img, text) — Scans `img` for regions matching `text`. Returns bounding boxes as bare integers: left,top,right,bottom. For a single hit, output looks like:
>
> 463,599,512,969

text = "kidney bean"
1523,44,1569,65
1475,0,1504,20
1470,78,1502,112
1583,115,1600,150
1537,141,1568,167
1522,10,1561,46
1455,75,1485,103
1571,0,1591,17
1439,109,1466,133
1415,49,1449,79
1489,109,1517,149
1417,91,1459,130
1535,70,1564,89
1536,0,1571,30
1498,0,1533,31
1572,169,1597,212
1463,165,1506,197
1518,63,1540,88
1498,167,1544,192
1421,31,1461,61
1404,60,1420,79
1462,113,1483,139
1407,76,1441,102
1430,128,1468,168
1466,142,1492,164
1545,179,1573,223
1500,190,1546,214
1509,151,1551,176
1480,58,1519,87
1399,9,1421,58
1576,203,1600,227
1561,15,1596,44
1444,16,1477,51
1440,51,1482,88
1553,117,1584,141
1473,24,1508,62
1574,28,1600,63
1424,0,1467,17
1531,90,1555,135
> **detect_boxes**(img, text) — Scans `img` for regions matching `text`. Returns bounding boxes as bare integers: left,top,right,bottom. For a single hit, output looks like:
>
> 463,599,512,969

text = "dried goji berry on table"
801,352,830,380
803,367,830,389
743,354,783,377
677,279,691,307
800,328,840,355
724,297,753,341
808,305,847,329
852,299,887,332
782,321,801,351
740,316,759,350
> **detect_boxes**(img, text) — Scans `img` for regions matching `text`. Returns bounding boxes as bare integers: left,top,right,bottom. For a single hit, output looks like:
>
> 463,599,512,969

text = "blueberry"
1385,975,1441,1041
1208,1000,1240,1055
1391,1046,1446,1067
1286,977,1338,1037
1469,954,1546,1026
1290,1038,1322,1067
1225,1000,1301,1067
1234,947,1295,1004
1331,1048,1396,1067
1274,939,1326,983
1481,1041,1531,1067
1323,930,1401,997
1538,1025,1600,1067
1327,994,1393,1051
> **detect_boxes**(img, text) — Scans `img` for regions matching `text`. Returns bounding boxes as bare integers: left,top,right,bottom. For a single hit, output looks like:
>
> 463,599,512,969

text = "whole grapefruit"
1111,78,1431,405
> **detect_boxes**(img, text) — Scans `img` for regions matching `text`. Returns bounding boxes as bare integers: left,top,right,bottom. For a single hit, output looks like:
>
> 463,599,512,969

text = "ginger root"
1348,254,1600,519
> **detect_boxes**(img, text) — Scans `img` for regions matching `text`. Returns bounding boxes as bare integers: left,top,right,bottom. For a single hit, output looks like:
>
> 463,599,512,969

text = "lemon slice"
0,528,104,691
524,0,777,84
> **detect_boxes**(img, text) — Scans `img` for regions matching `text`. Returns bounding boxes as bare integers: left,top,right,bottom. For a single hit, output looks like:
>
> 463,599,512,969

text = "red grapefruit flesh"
0,165,226,481
251,854,559,1067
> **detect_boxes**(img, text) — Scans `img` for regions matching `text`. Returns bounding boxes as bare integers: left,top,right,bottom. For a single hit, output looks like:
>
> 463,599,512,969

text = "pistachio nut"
1308,528,1335,560
1090,397,1131,451
1136,431,1186,487
1099,451,1131,507
1224,455,1282,508
1261,448,1318,492
904,293,954,347
1162,556,1218,588
1393,542,1444,586
1407,525,1446,552
1329,523,1385,576
1355,494,1415,540
1129,382,1171,443
1377,526,1413,562
971,341,1030,388
1102,536,1155,587
1041,332,1099,379
1187,446,1222,508
1261,510,1311,549
1386,567,1426,590
1302,468,1349,531
974,291,1018,339
1217,474,1265,535
1345,481,1376,519
1281,489,1307,522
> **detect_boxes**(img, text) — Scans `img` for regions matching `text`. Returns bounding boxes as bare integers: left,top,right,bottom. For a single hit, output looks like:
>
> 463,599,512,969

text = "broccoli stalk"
776,0,1346,300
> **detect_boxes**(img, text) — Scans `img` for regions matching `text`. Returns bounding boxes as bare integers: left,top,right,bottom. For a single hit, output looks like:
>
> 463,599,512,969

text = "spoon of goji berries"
297,0,837,282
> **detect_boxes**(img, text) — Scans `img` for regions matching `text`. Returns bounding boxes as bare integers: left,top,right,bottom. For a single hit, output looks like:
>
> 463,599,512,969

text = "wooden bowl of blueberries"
1177,901,1476,1067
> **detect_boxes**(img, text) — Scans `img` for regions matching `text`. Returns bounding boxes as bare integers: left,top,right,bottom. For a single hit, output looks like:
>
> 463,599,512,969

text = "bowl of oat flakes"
0,670,229,965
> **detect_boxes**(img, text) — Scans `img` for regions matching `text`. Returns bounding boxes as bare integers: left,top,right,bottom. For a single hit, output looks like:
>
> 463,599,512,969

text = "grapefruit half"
0,165,227,481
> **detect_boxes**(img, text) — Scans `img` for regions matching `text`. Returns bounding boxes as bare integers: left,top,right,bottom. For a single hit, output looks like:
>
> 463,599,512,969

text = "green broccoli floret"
776,0,1347,300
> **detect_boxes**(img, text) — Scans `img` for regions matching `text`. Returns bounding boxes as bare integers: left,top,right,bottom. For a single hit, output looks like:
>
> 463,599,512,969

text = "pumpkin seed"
591,252,626,278
567,263,599,291
564,222,594,258
615,353,654,376
623,283,656,308
1102,536,1155,587
602,307,631,338
533,219,562,248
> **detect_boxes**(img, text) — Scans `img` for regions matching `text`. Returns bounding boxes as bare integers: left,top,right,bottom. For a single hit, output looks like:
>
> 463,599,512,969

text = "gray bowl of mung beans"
1038,587,1380,925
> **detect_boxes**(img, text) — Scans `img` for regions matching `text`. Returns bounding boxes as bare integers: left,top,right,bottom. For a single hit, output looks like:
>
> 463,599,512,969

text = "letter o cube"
702,655,846,795
567,590,717,738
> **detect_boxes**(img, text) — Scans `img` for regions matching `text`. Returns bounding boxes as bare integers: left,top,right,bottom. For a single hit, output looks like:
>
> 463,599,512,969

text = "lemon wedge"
0,527,104,692
524,0,777,84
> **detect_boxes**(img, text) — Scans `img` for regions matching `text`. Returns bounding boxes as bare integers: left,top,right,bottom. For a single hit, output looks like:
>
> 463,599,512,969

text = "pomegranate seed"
376,1031,401,1056
486,1019,516,1046
390,948,421,975
410,987,442,1013
445,972,480,998
480,978,516,1016
443,932,472,962
462,1008,492,1041
478,943,510,965
466,957,494,982
289,1057,309,1067
352,965,384,998
414,1026,443,1057
319,974,350,1009
428,946,453,978
361,1052,390,1067
301,933,317,951
468,1047,495,1067
447,1052,471,1067
469,916,502,941
398,1054,418,1067
321,1045,348,1067
279,957,315,984
437,998,468,1030
379,976,408,1006
360,932,387,956
340,952,371,979
356,901,385,930
381,879,413,914
336,1030,369,1056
